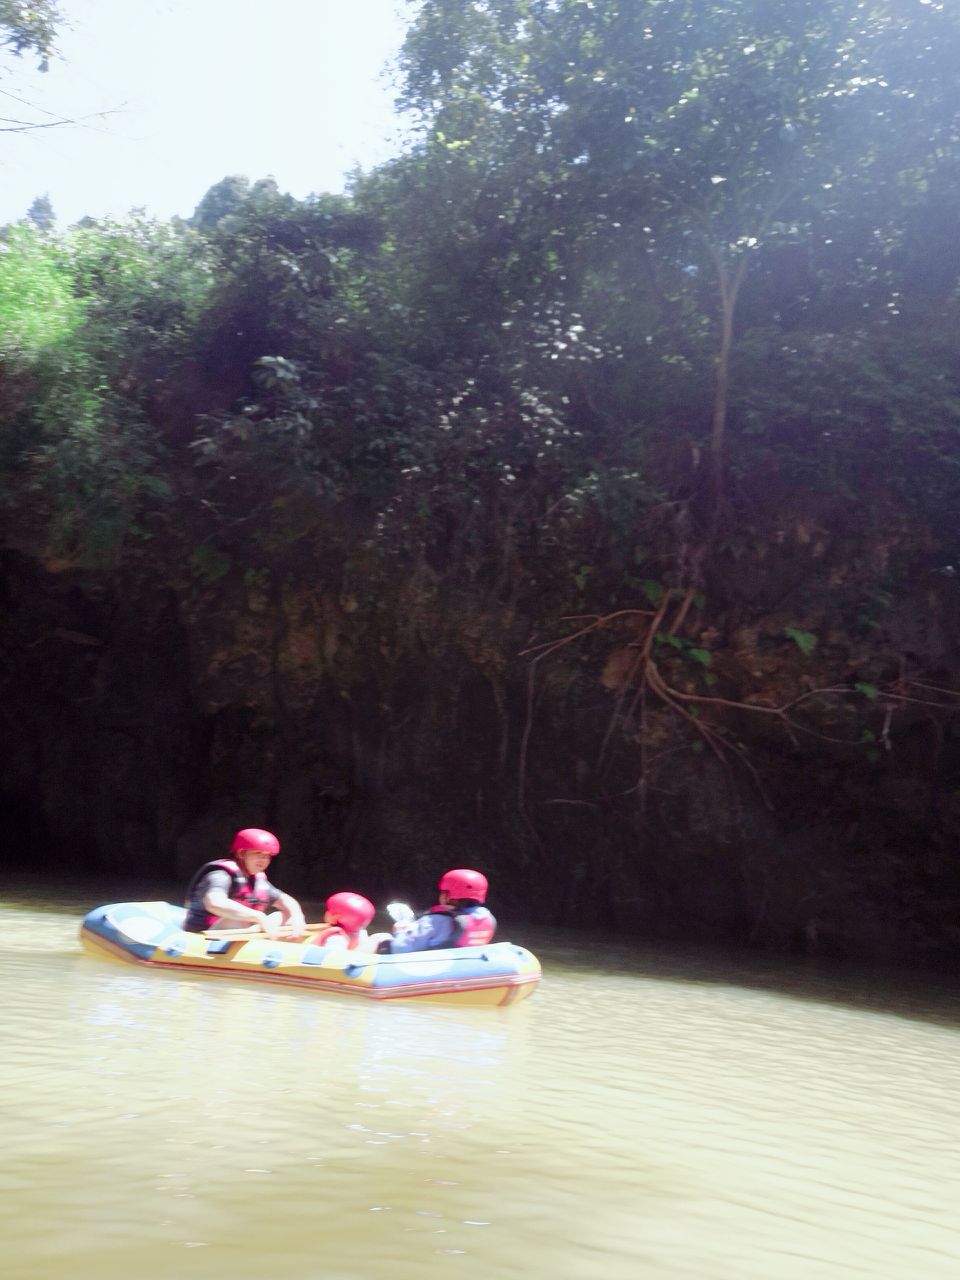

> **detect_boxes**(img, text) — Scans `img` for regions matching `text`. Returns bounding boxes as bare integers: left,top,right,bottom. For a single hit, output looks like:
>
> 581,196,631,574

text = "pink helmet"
325,891,375,933
439,868,488,903
230,828,280,857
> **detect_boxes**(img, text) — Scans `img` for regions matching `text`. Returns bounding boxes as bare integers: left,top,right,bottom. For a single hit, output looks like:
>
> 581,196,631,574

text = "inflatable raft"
79,902,541,1006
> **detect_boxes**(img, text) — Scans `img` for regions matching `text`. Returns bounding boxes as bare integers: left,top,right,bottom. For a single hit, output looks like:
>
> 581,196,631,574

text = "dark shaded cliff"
5,457,960,963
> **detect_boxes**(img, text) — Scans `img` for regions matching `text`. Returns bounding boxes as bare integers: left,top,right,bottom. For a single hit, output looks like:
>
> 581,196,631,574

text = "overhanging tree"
0,0,60,71
399,0,960,503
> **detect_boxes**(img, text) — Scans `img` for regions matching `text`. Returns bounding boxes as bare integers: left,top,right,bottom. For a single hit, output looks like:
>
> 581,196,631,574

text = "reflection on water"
3,882,960,1279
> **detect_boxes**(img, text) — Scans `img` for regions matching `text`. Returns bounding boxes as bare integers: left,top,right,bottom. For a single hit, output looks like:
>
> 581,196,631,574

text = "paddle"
202,922,324,940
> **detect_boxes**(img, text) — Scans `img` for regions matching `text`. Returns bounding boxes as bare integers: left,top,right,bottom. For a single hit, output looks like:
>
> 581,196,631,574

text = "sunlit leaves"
0,0,60,71
0,223,80,359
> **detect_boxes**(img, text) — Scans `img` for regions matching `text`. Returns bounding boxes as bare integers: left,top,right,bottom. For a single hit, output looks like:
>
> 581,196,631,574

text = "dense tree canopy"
2,0,958,628
396,0,960,476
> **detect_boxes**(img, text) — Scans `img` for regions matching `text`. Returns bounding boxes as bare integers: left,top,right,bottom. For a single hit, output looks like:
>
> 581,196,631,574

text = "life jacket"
306,924,360,950
429,904,496,948
183,858,274,932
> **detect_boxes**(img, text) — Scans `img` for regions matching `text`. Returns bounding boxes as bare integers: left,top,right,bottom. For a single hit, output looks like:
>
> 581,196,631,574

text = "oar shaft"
202,922,324,940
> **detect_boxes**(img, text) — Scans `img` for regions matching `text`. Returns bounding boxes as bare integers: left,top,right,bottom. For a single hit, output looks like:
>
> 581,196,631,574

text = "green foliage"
0,0,59,70
731,327,960,527
0,217,214,564
189,544,232,582
191,174,254,230
1,2,959,668
640,580,664,607
396,0,960,464
68,213,216,365
785,627,818,656
655,631,713,668
0,223,80,359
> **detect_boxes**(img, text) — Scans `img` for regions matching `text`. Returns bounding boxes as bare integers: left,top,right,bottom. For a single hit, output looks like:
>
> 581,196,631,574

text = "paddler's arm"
202,887,278,935
378,912,456,954
274,892,307,937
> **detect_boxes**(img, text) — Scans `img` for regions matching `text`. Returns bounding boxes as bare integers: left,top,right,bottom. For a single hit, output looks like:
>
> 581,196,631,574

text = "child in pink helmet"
307,892,376,951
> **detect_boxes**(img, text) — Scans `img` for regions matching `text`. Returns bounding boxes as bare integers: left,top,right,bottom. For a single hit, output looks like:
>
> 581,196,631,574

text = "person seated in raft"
182,827,307,937
307,892,376,951
373,868,496,954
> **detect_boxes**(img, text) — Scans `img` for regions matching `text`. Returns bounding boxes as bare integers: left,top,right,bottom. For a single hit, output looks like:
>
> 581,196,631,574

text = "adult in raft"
375,868,496,954
183,827,307,936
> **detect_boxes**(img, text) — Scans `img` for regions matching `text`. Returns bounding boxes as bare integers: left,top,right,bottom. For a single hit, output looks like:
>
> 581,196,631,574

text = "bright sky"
0,0,416,226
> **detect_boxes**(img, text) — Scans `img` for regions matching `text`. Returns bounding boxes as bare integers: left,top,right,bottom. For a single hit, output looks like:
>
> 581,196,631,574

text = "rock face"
4,475,960,964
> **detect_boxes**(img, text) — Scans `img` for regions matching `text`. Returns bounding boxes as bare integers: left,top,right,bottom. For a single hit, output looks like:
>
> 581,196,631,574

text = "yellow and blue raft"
80,901,541,1007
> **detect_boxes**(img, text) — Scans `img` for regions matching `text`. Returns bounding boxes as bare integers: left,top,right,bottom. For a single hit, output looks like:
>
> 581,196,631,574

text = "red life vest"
183,858,274,932
430,904,496,948
306,924,359,949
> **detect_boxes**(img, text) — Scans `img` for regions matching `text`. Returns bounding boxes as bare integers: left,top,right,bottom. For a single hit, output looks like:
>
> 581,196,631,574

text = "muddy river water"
3,882,959,1279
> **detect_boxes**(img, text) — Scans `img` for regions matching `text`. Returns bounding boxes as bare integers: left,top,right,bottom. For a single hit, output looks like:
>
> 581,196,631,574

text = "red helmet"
325,891,375,933
439,868,488,903
230,828,280,857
